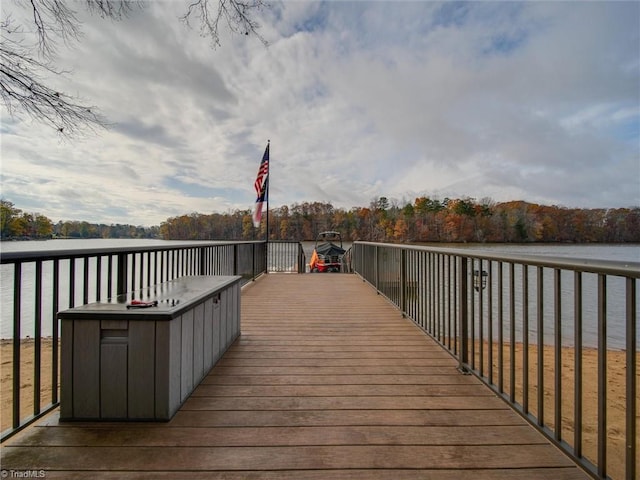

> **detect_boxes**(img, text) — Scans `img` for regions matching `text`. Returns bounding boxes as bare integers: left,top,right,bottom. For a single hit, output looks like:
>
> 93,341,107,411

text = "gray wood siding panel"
128,321,156,419
57,276,241,421
193,303,205,384
100,342,128,418
220,290,228,351
203,298,213,371
100,319,127,330
212,300,221,364
232,283,240,341
72,320,100,418
168,316,182,418
59,320,73,420
180,310,194,403
154,321,170,419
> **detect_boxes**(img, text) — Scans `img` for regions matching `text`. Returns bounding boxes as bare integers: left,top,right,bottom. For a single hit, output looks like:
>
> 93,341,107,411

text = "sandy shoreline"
468,341,637,480
1,338,60,433
1,339,637,480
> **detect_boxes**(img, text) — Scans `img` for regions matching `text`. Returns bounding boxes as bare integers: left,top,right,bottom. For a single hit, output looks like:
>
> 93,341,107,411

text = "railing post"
298,244,305,273
117,253,128,295
12,263,21,429
375,245,379,292
233,244,238,276
458,256,470,373
252,243,256,279
597,274,607,479
199,246,206,275
400,249,407,316
626,277,636,480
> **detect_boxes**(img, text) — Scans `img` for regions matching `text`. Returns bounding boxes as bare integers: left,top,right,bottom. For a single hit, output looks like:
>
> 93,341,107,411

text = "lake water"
1,240,638,348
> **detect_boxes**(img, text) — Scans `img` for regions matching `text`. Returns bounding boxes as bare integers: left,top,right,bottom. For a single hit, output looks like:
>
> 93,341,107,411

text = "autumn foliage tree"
3,197,639,243
1,199,53,239
157,197,640,244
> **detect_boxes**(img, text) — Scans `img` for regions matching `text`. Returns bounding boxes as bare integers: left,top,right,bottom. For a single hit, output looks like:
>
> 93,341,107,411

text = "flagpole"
265,139,270,243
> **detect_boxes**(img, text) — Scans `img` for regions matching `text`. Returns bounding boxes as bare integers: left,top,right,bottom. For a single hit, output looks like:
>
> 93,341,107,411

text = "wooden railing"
0,240,305,441
350,241,638,480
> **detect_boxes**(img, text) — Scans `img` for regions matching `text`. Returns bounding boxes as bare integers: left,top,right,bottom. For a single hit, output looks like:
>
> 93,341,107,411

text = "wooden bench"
57,275,241,421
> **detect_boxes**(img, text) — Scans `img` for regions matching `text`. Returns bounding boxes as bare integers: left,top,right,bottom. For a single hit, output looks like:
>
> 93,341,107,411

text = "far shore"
1,338,636,480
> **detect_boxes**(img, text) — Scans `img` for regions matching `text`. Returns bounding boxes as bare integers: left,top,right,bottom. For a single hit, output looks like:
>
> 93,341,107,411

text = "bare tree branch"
181,0,269,48
0,18,107,136
1,0,269,137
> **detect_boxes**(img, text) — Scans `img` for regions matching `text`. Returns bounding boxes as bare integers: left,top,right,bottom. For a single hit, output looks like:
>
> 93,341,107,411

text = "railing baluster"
537,266,544,427
574,271,583,459
458,256,469,372
12,263,21,429
478,259,484,378
131,253,137,292
554,268,562,441
448,255,453,349
438,255,443,343
470,258,475,370
116,253,127,296
522,265,529,414
139,252,144,290
52,259,59,405
488,261,493,385
400,249,406,316
34,260,42,416
509,263,516,403
597,274,607,479
107,255,113,299
69,258,75,308
146,252,151,288
498,261,504,393
83,257,89,305
452,256,458,356
96,256,102,302
625,277,636,480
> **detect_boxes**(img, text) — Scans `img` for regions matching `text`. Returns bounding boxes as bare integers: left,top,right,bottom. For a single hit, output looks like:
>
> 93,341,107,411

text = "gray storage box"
58,275,241,421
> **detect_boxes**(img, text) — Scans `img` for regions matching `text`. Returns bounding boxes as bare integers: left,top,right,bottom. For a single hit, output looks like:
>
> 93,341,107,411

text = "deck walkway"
2,274,588,479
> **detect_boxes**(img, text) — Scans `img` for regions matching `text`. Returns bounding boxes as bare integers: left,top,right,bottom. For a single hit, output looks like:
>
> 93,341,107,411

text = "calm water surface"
1,240,638,347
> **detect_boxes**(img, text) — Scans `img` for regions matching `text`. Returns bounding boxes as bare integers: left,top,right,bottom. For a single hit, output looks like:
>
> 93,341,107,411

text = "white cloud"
1,1,638,227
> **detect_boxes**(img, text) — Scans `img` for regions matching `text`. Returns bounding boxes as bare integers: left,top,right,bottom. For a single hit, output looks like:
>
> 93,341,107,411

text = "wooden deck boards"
1,274,588,479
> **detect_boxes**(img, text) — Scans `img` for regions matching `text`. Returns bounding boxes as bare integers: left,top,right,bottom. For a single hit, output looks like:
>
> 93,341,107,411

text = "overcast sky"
1,1,639,227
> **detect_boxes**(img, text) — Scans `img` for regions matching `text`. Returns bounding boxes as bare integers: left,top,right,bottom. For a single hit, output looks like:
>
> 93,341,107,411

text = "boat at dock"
308,231,346,272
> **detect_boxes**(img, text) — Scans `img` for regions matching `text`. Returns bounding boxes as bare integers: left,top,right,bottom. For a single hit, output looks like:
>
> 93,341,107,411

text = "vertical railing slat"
509,263,516,403
597,274,607,479
625,277,636,480
554,268,562,441
12,263,22,429
537,266,544,427
34,260,42,416
574,271,583,459
522,265,529,414
458,256,469,372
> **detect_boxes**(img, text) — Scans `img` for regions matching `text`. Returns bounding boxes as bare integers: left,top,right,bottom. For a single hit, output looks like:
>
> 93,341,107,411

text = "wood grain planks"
1,274,589,479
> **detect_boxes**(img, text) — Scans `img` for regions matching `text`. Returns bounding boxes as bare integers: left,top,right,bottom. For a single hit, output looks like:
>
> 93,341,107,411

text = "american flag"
252,142,269,228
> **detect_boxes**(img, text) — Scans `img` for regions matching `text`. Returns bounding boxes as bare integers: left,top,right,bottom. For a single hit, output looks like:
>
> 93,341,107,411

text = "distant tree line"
2,197,638,243
0,200,158,240
160,197,640,243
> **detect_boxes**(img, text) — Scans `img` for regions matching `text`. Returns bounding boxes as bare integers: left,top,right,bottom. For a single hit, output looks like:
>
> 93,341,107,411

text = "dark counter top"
57,275,241,321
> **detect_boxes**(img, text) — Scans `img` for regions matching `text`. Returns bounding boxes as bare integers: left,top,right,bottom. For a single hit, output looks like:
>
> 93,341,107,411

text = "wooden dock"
1,274,588,479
